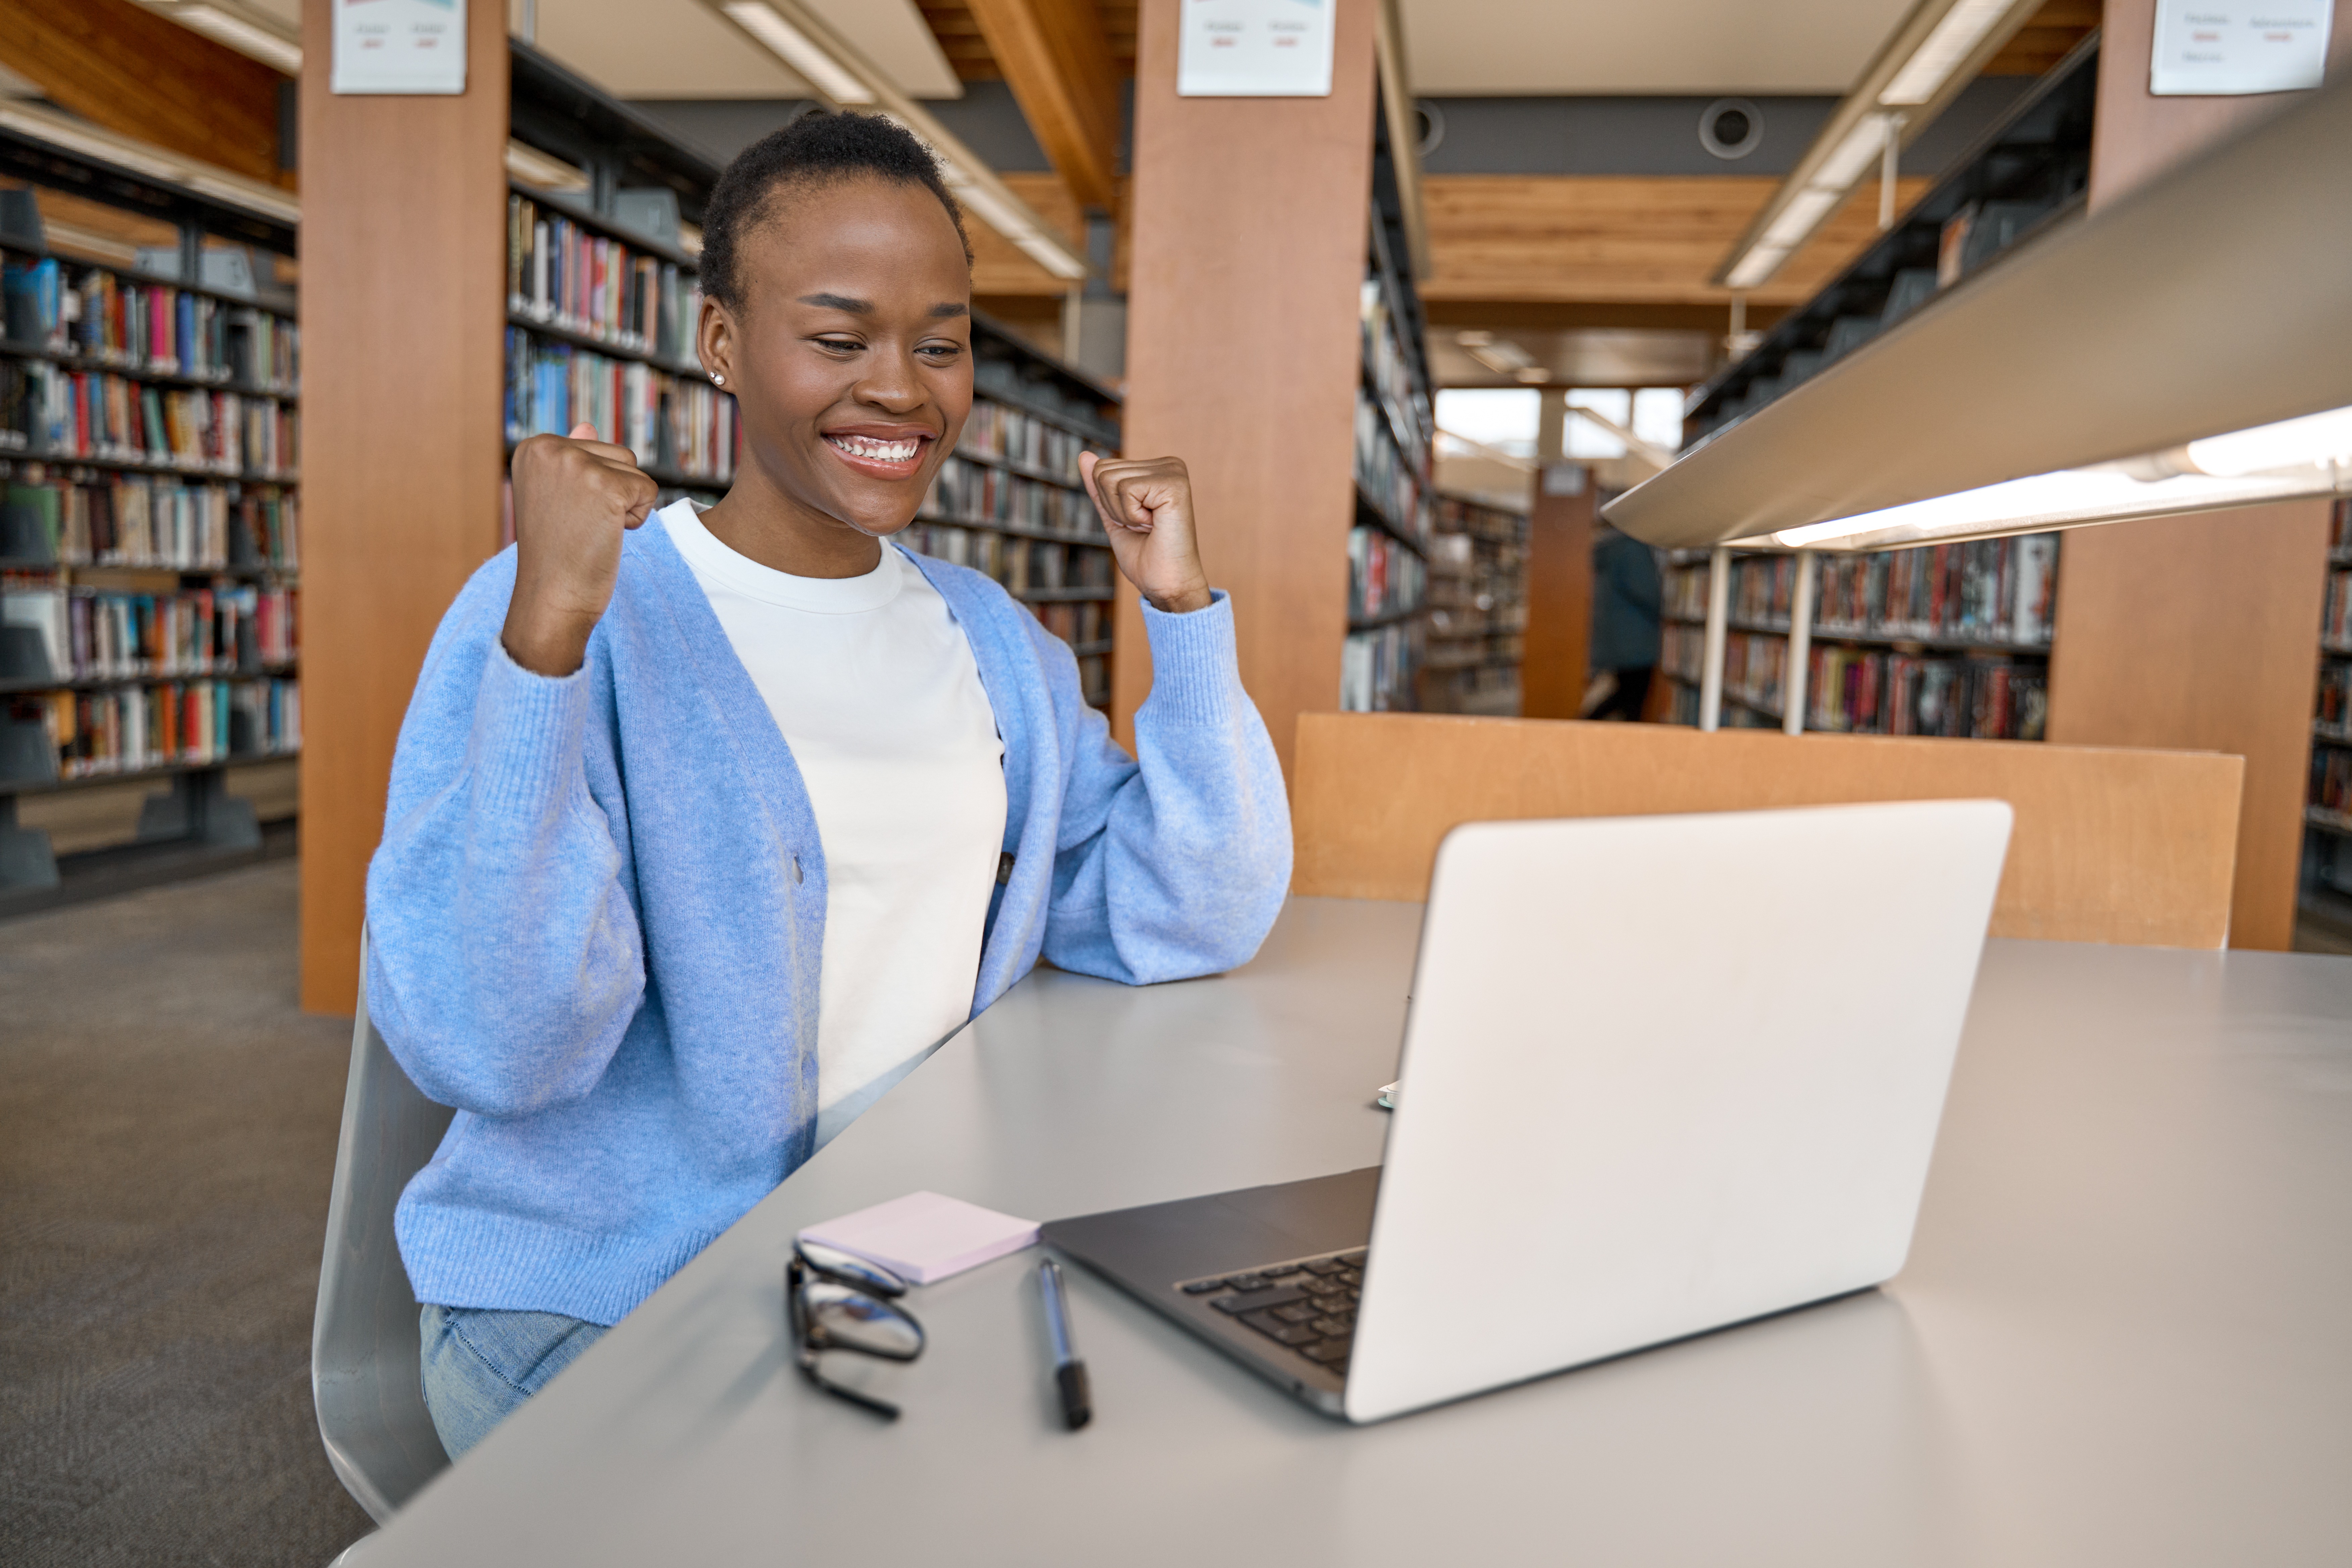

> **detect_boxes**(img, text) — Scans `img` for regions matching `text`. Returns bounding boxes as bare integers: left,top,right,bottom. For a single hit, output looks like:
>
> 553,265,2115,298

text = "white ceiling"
1400,0,1917,96
529,0,963,100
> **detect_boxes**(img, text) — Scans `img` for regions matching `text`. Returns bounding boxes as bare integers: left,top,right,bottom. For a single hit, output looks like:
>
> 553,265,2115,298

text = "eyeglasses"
787,1239,926,1419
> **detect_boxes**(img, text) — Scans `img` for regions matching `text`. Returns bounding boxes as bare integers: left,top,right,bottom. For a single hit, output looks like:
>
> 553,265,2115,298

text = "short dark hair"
699,110,973,310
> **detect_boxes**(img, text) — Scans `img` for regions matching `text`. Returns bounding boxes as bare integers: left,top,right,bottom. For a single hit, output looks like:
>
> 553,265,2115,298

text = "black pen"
1037,1258,1092,1430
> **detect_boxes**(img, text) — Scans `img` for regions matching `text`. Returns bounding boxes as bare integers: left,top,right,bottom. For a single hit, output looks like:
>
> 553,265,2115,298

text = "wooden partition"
298,0,511,1011
1520,459,1592,721
2042,0,2351,950
1112,0,1378,776
1292,712,2243,948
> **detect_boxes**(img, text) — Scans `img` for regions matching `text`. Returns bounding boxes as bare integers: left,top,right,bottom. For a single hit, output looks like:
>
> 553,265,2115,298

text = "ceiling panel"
1401,0,1919,96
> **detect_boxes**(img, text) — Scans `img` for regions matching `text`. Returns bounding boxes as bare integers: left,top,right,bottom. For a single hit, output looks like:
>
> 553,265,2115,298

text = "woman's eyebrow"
798,292,871,313
928,302,970,319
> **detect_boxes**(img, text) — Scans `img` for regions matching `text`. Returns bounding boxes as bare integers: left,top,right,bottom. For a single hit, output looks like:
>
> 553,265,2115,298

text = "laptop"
1041,800,2013,1423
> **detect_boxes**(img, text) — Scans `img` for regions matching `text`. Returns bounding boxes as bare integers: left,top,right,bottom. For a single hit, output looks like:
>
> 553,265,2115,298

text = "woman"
365,113,1290,1458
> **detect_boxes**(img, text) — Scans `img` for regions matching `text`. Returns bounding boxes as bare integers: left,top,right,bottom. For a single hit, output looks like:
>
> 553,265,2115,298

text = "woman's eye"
919,344,963,361
815,337,863,354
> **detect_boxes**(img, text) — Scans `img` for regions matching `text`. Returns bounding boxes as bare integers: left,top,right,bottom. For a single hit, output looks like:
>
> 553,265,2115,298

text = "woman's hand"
502,424,662,676
1080,451,1212,615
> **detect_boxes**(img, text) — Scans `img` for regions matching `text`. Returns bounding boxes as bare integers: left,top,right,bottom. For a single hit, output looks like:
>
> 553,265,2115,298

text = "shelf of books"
2302,499,2352,917
1419,492,1527,715
501,43,1122,709
1344,93,1436,714
0,126,301,896
1660,534,2059,736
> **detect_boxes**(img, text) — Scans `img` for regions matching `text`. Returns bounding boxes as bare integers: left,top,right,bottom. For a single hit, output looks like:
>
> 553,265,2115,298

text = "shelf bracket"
0,795,58,892
1700,545,1729,732
137,768,261,850
1784,549,1818,736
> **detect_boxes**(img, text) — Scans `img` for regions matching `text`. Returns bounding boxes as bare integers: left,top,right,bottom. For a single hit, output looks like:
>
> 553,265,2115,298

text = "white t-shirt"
662,501,1007,1148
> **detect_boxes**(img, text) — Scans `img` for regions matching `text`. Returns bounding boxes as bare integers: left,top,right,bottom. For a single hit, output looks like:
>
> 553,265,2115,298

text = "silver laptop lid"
1344,800,2012,1423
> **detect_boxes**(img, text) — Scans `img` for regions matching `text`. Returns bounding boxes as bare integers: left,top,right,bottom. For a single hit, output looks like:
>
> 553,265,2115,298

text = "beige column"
298,0,511,1009
1112,0,1379,779
1521,389,1593,720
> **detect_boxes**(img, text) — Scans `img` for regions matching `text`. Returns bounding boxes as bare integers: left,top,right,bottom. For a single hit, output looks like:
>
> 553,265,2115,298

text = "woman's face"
703,175,973,540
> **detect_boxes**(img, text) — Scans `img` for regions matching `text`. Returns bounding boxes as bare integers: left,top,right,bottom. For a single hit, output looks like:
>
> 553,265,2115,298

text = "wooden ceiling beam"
0,0,289,189
963,0,1122,211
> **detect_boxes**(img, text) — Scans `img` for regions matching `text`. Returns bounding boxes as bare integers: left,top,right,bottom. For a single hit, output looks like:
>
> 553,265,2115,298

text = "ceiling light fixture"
1714,0,2044,291
721,3,874,104
700,0,1086,281
137,0,303,74
1743,404,2352,552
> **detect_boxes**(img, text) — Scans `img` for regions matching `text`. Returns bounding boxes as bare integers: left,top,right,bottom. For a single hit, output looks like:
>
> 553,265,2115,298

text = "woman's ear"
697,296,737,391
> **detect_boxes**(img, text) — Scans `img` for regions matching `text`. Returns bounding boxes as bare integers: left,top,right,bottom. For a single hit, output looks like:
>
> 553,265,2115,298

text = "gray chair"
313,937,454,1534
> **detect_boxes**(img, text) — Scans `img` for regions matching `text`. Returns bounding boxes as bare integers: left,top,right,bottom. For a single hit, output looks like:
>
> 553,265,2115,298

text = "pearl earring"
711,373,725,386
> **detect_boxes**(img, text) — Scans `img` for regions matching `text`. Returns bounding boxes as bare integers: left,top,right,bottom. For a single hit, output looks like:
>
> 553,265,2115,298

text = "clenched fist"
502,423,663,676
1079,451,1212,615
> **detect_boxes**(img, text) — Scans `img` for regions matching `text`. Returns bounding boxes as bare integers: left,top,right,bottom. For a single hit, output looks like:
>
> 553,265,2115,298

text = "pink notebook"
798,1191,1040,1285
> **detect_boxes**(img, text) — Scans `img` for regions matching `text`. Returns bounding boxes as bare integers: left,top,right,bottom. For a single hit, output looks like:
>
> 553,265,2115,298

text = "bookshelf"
503,44,1122,707
1344,92,1435,715
1660,533,2059,737
1420,492,1527,716
0,121,301,899
2305,499,2352,918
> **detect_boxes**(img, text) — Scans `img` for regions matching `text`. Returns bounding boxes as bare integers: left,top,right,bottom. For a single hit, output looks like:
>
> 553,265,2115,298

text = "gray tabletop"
361,898,2352,1566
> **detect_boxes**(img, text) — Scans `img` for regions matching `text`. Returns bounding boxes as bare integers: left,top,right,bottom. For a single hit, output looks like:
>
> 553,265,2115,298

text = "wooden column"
1520,392,1592,719
2043,0,2349,949
298,0,510,1011
1112,0,1378,778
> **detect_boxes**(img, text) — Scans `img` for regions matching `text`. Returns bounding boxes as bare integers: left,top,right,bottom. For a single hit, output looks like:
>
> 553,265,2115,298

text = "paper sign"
1178,0,1335,98
333,0,468,96
2151,0,2333,96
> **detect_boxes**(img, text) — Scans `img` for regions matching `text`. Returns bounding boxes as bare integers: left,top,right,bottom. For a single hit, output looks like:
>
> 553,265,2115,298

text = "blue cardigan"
365,522,1291,1326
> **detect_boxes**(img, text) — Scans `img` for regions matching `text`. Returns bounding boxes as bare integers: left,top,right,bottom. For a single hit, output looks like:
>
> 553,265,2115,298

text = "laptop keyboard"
1176,1250,1367,1373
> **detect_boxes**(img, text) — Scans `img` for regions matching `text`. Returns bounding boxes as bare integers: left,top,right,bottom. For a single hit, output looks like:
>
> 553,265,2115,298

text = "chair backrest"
312,937,455,1524
1292,713,2245,948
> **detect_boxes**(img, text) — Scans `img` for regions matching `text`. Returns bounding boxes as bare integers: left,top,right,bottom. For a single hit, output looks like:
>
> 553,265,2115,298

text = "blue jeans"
419,1304,607,1459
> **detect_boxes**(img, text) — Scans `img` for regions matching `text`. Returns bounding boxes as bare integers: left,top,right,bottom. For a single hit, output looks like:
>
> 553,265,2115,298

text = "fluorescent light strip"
722,2,875,103
1765,467,2344,552
170,5,303,74
1813,113,1895,189
1757,186,1847,252
1880,0,2015,105
1759,404,2352,550
2184,404,2352,477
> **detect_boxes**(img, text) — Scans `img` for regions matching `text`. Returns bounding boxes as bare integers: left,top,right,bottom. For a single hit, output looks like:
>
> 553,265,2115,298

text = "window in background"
1434,388,1540,457
1564,389,1632,459
1632,388,1686,455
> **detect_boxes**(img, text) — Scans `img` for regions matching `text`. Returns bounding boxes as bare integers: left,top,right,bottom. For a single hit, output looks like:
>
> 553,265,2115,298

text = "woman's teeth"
826,434,921,464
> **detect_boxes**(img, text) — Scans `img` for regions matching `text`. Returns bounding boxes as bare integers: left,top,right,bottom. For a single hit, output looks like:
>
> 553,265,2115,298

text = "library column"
298,0,511,1010
1113,0,1378,779
1521,390,1594,720
2044,0,2350,950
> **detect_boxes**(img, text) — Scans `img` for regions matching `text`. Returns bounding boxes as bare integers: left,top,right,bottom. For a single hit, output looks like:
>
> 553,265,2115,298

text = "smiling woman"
363,113,1290,1460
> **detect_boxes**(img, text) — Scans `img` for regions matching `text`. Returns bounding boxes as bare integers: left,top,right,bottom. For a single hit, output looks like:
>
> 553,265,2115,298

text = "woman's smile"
820,425,934,481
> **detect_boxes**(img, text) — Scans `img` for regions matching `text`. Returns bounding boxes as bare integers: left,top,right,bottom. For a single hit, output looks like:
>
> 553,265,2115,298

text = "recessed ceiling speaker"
1415,100,1447,158
1700,99,1763,161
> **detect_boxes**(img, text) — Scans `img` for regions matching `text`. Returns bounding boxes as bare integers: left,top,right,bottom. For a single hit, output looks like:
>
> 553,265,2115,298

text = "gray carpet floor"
1,861,374,1566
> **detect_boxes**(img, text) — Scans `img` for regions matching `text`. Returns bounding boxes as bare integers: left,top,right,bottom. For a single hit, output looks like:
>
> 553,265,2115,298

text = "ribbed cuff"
467,640,593,819
1137,588,1239,729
